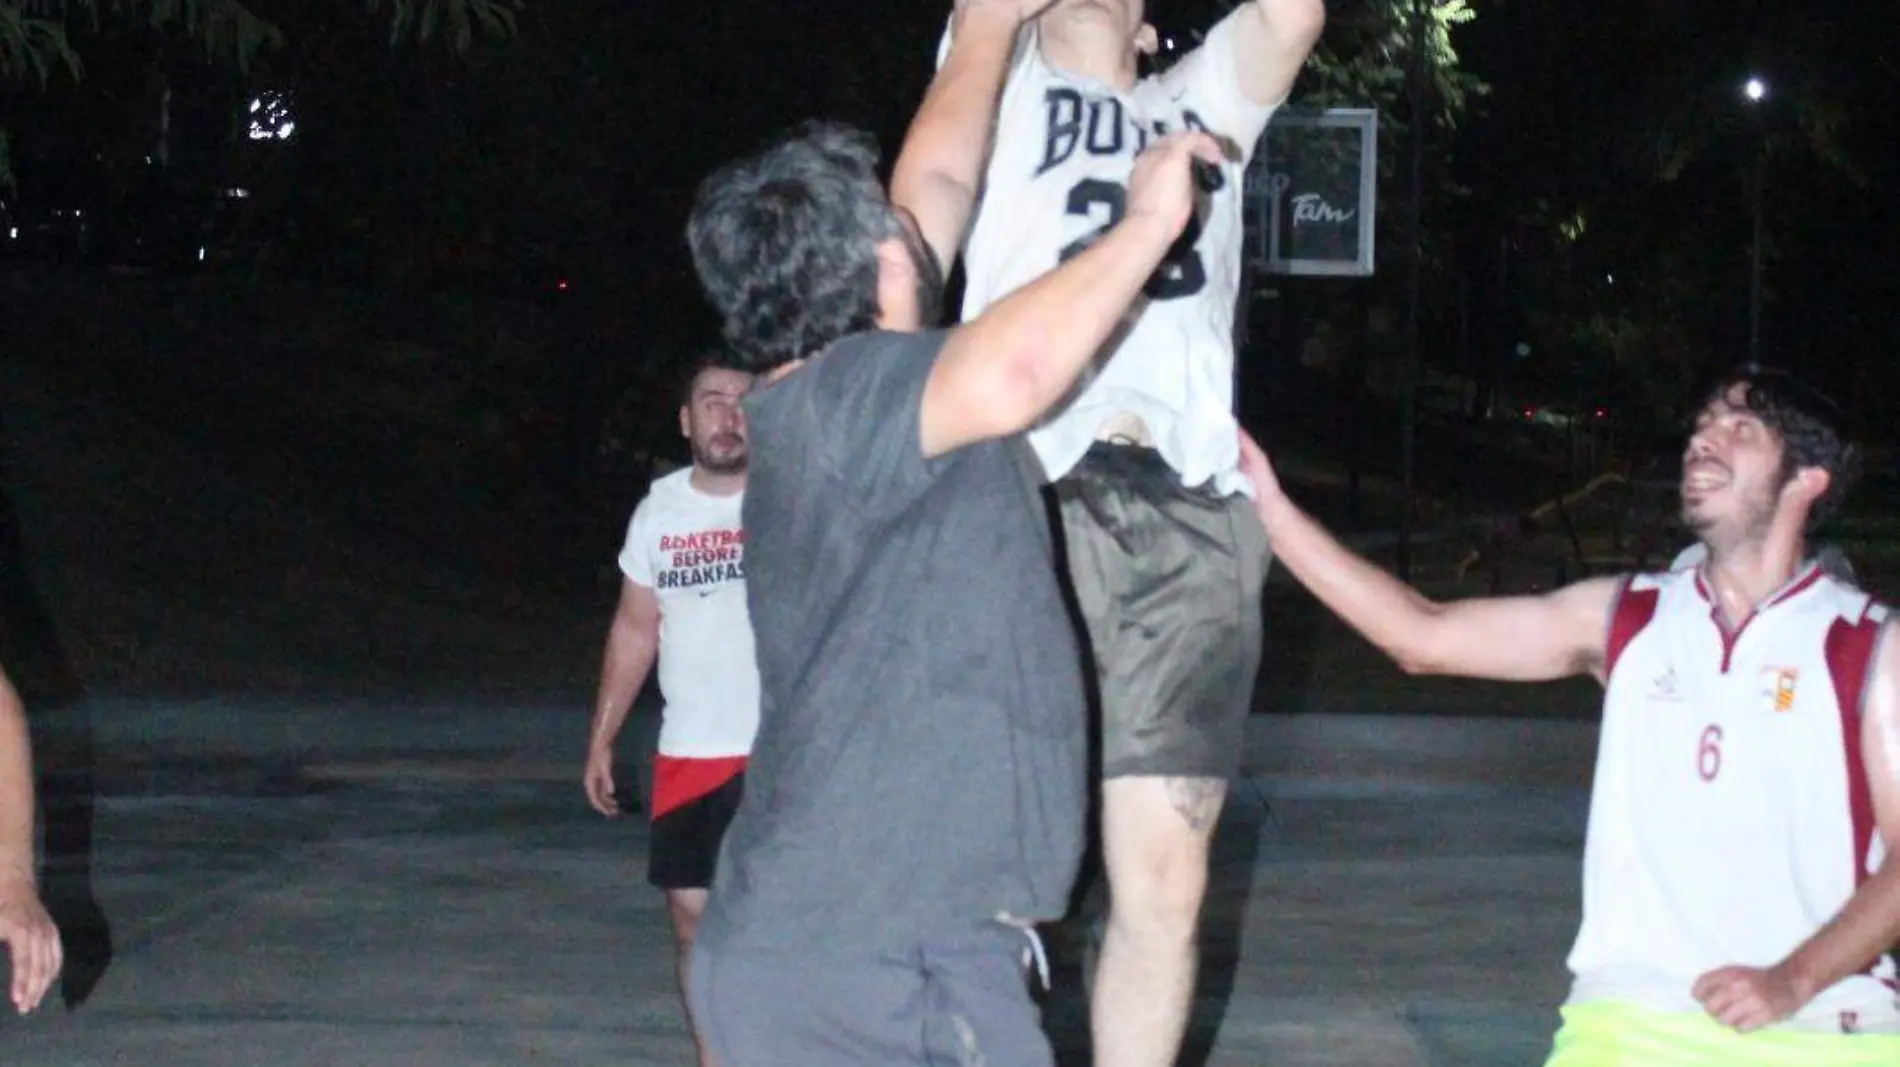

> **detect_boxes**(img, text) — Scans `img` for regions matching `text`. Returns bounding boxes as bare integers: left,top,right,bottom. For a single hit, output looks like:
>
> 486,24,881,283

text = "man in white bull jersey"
920,3,1325,1065
1239,364,1900,1066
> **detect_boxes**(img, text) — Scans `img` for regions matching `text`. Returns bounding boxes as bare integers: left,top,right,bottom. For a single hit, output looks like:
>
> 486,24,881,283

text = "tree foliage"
1480,0,1887,429
0,0,521,185
0,4,82,85
365,0,520,55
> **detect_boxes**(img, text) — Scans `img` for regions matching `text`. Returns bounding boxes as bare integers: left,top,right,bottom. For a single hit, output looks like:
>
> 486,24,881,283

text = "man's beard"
1680,501,1713,535
1679,485,1777,548
693,436,747,476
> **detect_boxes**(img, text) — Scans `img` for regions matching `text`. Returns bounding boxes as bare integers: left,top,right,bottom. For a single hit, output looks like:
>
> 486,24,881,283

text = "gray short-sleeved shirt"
695,328,1088,956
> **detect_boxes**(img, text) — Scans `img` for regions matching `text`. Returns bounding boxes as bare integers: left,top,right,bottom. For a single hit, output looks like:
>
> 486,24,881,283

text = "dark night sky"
3,0,1897,690
5,0,1896,410
612,0,1900,405
1457,0,1899,411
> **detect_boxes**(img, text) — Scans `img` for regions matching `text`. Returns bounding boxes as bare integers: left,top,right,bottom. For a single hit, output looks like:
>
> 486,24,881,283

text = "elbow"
984,343,1064,438
1393,645,1448,677
949,336,1061,442
1269,0,1327,49
1390,608,1450,676
928,170,979,207
1291,0,1328,31
893,162,978,214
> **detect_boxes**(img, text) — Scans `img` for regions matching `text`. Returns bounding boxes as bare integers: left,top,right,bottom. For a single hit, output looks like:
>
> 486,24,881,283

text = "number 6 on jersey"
1697,724,1723,782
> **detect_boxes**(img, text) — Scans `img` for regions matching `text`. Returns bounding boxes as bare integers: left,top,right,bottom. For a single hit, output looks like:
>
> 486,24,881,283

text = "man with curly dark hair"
1237,364,1900,1066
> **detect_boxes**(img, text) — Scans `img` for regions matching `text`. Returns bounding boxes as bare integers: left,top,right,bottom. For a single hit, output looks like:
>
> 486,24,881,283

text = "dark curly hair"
1699,364,1861,530
674,347,748,408
686,121,911,373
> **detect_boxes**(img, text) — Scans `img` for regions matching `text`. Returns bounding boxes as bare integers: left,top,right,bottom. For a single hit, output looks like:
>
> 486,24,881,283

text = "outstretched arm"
890,0,1039,274
1239,431,1616,682
1693,623,1900,1031
1230,0,1327,108
0,664,60,1014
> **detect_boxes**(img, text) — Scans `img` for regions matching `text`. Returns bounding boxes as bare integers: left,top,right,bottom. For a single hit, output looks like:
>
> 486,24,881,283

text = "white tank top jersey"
939,12,1280,496
1574,563,1900,1034
616,468,760,760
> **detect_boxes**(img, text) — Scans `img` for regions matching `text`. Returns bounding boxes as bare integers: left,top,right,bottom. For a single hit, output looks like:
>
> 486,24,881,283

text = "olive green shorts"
1053,442,1270,781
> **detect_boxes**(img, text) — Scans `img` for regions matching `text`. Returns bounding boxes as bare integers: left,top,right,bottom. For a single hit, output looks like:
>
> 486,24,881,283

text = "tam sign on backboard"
1244,108,1378,277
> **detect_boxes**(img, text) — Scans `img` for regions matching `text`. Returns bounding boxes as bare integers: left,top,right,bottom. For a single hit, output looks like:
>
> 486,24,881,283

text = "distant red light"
1595,408,1607,418
556,279,570,291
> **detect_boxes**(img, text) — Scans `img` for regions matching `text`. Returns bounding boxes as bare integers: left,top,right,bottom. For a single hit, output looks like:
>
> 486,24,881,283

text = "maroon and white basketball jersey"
1573,564,1900,1033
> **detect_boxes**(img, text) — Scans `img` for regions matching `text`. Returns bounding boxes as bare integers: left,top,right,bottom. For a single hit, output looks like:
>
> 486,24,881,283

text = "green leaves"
1299,0,1487,131
0,5,83,187
0,4,82,86
366,0,523,54
5,1,280,73
146,0,283,72
0,0,524,188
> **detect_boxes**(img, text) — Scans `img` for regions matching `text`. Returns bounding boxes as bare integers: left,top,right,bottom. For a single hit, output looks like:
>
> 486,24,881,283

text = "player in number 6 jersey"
1239,365,1900,1066
913,4,1325,1066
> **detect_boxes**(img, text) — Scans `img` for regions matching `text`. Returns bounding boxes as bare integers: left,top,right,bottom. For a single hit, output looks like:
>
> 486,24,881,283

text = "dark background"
1,0,1895,703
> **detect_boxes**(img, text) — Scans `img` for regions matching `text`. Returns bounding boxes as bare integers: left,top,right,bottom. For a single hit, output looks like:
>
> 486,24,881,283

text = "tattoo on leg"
1164,777,1227,833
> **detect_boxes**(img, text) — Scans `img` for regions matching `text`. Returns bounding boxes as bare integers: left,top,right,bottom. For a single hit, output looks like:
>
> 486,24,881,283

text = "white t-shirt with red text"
617,468,759,760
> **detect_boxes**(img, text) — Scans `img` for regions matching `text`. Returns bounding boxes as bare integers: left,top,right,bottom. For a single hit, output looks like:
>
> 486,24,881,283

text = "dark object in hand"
1191,157,1222,194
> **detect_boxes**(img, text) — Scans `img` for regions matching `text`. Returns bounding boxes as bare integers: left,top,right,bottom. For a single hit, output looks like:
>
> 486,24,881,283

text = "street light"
1742,76,1767,364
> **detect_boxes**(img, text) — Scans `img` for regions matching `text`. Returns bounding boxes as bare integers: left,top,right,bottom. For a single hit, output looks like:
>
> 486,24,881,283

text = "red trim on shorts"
650,755,747,821
1604,578,1658,681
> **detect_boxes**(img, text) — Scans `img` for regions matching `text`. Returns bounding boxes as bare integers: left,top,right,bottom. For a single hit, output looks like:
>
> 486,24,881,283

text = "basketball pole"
1397,0,1427,580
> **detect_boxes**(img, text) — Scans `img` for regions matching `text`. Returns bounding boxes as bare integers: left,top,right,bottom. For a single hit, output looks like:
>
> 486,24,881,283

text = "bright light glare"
1744,77,1767,102
248,92,296,141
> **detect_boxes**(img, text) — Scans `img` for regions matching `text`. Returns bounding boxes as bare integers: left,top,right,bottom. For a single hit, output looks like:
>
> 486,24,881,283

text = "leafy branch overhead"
4,0,280,73
1300,0,1487,132
366,0,522,55
4,0,519,72
0,0,524,184
0,3,81,83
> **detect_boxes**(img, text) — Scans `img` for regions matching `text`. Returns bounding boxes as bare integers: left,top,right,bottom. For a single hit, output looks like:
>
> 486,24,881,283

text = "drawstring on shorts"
996,913,1050,992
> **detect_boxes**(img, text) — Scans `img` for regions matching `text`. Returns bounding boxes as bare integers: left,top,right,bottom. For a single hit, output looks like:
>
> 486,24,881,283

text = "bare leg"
666,887,714,1067
1090,775,1225,1067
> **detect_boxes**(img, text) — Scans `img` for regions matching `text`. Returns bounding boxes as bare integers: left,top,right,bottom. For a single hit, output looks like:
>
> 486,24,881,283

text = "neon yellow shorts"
1543,1000,1900,1067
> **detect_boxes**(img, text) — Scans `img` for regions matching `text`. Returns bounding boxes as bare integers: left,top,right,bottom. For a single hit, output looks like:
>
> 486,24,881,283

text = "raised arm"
889,0,1037,274
1238,431,1616,682
1694,622,1900,1030
1230,0,1327,108
918,131,1219,458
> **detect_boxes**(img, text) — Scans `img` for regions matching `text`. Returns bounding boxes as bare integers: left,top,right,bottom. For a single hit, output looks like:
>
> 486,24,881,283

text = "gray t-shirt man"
695,329,1088,960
